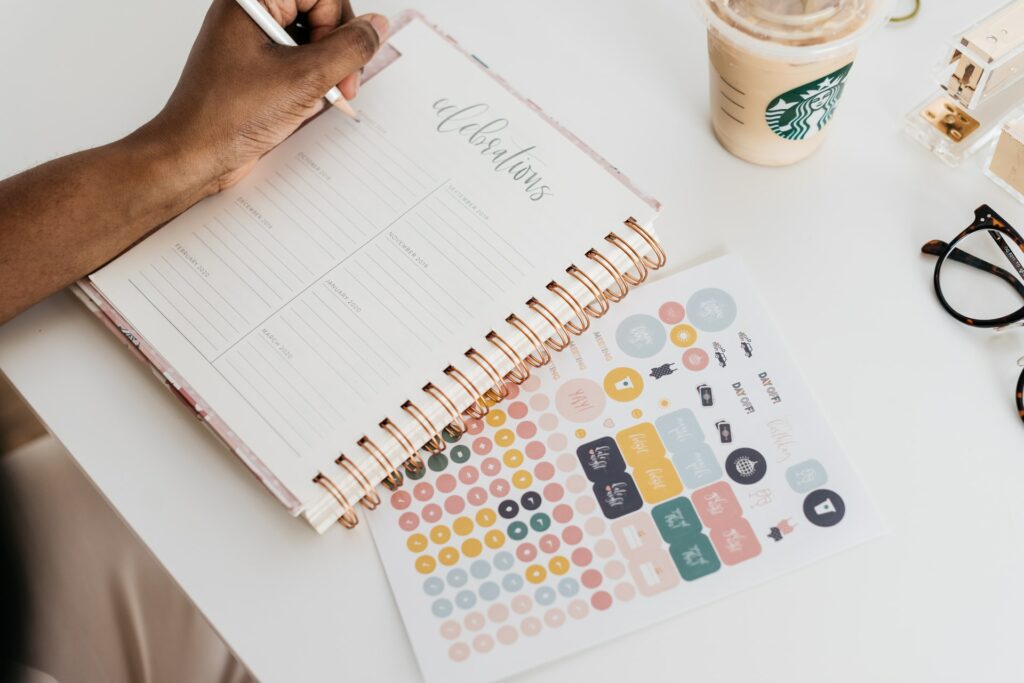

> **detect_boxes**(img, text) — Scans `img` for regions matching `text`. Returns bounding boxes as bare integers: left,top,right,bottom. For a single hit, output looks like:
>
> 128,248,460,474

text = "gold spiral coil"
335,454,380,509
623,217,667,269
526,298,571,351
604,232,648,285
485,331,530,384
505,314,552,368
566,265,610,318
466,348,509,402
314,473,359,529
380,418,425,473
423,382,467,437
357,437,403,490
401,400,445,455
546,281,590,335
445,365,489,418
585,248,629,302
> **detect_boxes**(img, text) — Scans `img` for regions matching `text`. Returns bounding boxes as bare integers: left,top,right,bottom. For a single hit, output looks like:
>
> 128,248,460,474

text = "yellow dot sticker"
461,538,483,557
484,530,505,549
575,429,587,439
512,470,533,489
476,509,496,527
503,449,524,468
485,410,507,427
415,555,436,574
430,525,451,544
631,409,643,419
549,556,570,575
670,324,698,348
495,428,515,447
438,546,460,566
406,533,428,553
525,564,547,584
452,517,474,536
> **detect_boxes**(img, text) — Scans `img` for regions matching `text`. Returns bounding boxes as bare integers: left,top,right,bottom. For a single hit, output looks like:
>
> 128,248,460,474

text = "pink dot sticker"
547,433,568,452
448,642,470,662
511,595,532,614
568,599,589,619
534,462,555,481
521,617,542,637
496,624,518,645
614,582,636,602
683,348,710,371
594,539,616,558
521,375,541,392
436,474,457,493
538,413,559,431
544,483,565,504
581,569,603,589
544,608,566,629
556,453,576,472
591,590,613,611
422,504,442,523
539,534,560,554
399,512,419,531
472,437,493,455
465,418,484,435
516,543,538,562
458,466,480,485
562,525,583,545
487,603,509,623
441,620,461,640
516,421,537,439
473,634,494,653
489,478,510,497
464,612,485,631
505,383,520,400
571,547,593,567
566,475,587,494
605,560,626,580
552,503,573,524
507,401,528,419
445,495,466,515
481,458,501,476
391,491,412,510
574,497,596,515
585,517,606,536
529,393,550,410
466,487,488,506
659,301,685,324
413,483,434,502
525,441,546,460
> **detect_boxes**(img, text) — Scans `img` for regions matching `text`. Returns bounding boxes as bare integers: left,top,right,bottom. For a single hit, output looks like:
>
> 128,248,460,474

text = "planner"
367,256,884,682
76,11,666,533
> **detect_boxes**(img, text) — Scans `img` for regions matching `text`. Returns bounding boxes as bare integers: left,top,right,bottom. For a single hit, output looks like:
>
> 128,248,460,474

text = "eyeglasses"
921,204,1024,424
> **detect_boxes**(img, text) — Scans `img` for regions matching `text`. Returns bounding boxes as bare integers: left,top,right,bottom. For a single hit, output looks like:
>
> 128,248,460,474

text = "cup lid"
697,0,888,59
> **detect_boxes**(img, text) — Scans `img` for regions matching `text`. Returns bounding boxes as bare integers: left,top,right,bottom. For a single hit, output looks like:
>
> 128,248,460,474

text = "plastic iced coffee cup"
696,0,888,166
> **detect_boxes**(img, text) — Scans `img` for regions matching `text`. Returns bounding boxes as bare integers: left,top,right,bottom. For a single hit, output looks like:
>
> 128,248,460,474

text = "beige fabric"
2,436,252,683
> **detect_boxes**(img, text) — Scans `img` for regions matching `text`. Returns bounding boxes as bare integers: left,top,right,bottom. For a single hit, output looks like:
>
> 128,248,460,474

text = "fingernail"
369,14,389,42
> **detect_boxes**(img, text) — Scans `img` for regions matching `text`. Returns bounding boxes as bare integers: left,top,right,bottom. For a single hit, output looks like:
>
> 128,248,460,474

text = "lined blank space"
223,208,307,285
407,215,498,299
299,298,390,383
421,206,518,283
282,310,373,400
221,356,314,451
167,252,251,328
234,349,325,439
207,221,287,299
192,230,274,308
435,190,534,266
248,339,343,424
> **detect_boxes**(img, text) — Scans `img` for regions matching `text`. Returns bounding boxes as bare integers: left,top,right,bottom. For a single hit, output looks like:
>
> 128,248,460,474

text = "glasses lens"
938,229,1024,322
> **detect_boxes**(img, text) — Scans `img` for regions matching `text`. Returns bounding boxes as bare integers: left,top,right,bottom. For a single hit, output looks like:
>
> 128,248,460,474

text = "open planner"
76,12,665,534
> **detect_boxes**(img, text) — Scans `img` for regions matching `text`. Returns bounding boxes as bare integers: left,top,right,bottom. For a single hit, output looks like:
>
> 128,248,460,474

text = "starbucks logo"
765,63,853,141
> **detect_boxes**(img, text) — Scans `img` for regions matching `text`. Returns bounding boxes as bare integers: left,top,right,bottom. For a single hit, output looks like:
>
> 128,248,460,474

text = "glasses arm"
922,239,1024,299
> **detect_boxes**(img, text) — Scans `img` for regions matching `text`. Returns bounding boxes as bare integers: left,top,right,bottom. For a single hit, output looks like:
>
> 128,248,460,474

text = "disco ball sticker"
725,448,767,485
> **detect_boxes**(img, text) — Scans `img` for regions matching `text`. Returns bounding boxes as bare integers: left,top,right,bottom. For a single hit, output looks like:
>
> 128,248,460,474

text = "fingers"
300,14,388,92
302,0,345,42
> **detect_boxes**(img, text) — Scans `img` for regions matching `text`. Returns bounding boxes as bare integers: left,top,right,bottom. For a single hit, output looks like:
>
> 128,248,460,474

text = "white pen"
234,0,359,120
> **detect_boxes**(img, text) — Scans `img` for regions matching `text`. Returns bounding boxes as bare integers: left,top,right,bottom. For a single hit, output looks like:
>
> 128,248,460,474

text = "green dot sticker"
443,429,462,445
529,512,551,532
407,466,426,481
450,445,471,464
427,453,449,472
508,521,528,541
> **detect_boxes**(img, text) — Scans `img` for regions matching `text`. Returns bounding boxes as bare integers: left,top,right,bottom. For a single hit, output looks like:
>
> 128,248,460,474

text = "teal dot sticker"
479,581,501,601
470,560,491,579
557,577,579,597
431,598,453,618
535,586,556,606
447,568,468,588
450,445,471,464
493,551,514,571
686,289,737,332
407,466,426,481
455,590,476,609
428,453,449,472
423,577,445,596
616,314,667,358
529,512,551,532
508,521,528,541
502,573,523,592
443,430,462,444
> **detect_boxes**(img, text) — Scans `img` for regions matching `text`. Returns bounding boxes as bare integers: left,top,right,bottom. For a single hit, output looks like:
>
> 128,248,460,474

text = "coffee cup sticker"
633,463,684,504
629,549,681,596
654,409,705,450
610,513,661,555
725,448,767,485
602,367,645,403
652,496,703,544
669,534,722,581
803,489,846,527
575,437,627,483
616,422,668,467
593,476,644,519
709,518,762,565
692,481,742,525
671,442,723,489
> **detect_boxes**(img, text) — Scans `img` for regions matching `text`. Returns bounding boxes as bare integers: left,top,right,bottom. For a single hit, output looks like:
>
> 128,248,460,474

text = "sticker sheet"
367,256,883,682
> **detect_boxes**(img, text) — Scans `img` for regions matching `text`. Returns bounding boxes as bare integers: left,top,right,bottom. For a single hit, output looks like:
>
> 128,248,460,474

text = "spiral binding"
315,218,664,528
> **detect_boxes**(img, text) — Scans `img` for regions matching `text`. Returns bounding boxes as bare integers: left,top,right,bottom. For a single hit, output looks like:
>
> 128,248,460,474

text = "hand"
143,0,389,195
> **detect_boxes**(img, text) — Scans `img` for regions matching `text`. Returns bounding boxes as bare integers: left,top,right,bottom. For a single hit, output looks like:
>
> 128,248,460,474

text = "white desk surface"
3,1,1023,681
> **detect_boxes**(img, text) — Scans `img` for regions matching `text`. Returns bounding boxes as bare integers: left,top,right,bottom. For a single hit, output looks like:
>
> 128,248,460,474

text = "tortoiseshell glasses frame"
921,204,1024,424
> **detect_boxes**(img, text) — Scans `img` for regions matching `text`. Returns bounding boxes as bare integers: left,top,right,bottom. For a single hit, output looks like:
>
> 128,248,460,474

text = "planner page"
367,256,884,683
88,17,657,509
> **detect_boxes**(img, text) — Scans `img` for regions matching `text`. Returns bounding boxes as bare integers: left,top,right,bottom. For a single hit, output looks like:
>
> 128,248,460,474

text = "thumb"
302,14,389,91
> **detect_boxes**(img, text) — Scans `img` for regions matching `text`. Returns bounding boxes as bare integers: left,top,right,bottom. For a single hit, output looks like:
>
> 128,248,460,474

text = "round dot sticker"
438,547,460,566
535,586,556,606
545,608,566,629
447,568,468,587
539,534,560,554
669,324,698,348
493,551,514,571
414,483,434,502
521,491,542,510
581,569,603,589
602,367,644,403
516,421,537,439
488,603,509,623
498,499,520,519
432,598,453,618
522,616,542,637
507,521,528,541
562,526,583,545
448,642,470,662
476,509,496,527
479,581,500,601
507,401,528,419
462,538,483,557
594,539,616,558
485,530,506,549
615,582,636,602
470,559,492,580
485,409,507,427
436,474,457,493
616,313,667,358
399,512,420,532
489,478,510,497
591,591,613,611
466,487,488,507
391,491,412,510
472,438,493,456
422,504,442,524
481,458,501,476
530,512,551,532
556,453,576,472
407,533,428,553
529,393,550,410
568,599,589,620
552,503,573,523
464,612,485,631
548,433,568,451
512,470,533,489
574,496,596,515
444,495,466,515
558,577,580,597
566,475,587,494
605,560,626,580
525,564,547,584
525,441,546,460
464,418,484,435
572,547,593,567
687,288,737,332
538,413,559,432
511,595,533,615
416,555,436,574
658,301,685,324
427,453,449,472
455,589,477,610
430,525,451,544
683,348,710,371
516,543,538,562
440,620,461,640
503,449,524,468
453,517,474,536
549,556,570,575
458,465,479,485
534,462,555,481
450,445,471,464
502,572,524,593
473,634,494,653
497,624,518,645
424,576,445,596
494,429,515,447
